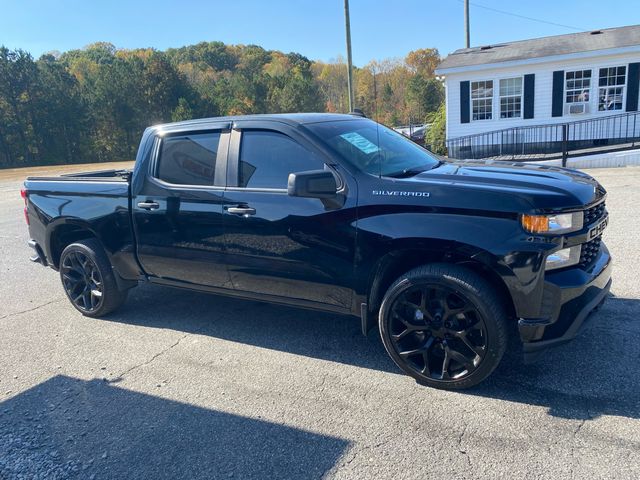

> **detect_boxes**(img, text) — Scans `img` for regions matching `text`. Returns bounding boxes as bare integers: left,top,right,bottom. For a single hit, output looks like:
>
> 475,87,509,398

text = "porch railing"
446,110,640,165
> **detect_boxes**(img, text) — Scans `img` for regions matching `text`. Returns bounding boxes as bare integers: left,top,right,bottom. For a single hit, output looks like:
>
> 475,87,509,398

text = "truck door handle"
226,205,256,216
137,200,160,210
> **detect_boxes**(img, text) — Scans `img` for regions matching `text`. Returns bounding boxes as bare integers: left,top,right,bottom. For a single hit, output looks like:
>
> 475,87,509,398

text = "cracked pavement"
1,165,639,479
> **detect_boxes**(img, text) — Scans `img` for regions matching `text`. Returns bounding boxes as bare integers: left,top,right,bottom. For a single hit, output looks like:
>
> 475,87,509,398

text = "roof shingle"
436,24,640,72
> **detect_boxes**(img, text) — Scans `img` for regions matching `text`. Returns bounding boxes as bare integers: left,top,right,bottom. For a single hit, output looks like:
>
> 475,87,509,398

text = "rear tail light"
21,188,29,225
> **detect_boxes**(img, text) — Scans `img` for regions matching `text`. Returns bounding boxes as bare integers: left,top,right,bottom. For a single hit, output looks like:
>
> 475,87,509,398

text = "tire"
59,238,128,317
379,263,508,390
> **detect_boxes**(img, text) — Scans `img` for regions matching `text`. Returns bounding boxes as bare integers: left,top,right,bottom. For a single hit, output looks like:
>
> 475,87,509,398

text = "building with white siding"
435,25,640,160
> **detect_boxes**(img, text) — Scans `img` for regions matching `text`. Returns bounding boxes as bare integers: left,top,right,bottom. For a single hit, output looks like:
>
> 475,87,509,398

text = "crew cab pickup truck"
22,113,612,389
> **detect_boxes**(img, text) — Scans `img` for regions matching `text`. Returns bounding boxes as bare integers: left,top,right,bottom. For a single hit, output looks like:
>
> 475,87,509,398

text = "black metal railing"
447,110,640,165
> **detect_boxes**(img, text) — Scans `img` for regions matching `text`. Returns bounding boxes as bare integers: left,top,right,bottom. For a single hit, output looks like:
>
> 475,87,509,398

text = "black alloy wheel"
61,250,104,313
59,239,129,317
379,264,507,389
387,284,487,381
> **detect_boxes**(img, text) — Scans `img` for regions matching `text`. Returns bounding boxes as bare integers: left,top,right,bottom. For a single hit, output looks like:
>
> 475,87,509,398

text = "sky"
0,0,638,66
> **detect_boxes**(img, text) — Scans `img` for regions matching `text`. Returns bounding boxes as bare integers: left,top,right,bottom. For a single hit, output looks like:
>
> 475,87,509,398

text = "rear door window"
156,132,221,186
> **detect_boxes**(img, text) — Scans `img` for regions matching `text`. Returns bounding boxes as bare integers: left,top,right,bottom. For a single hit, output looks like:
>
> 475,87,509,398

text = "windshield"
306,118,441,177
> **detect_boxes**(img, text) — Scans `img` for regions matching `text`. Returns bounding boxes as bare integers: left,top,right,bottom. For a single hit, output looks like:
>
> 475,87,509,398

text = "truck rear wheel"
379,263,507,390
59,239,128,317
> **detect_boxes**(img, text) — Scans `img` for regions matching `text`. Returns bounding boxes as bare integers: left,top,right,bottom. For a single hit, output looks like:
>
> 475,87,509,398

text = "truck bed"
26,168,132,182
23,169,137,281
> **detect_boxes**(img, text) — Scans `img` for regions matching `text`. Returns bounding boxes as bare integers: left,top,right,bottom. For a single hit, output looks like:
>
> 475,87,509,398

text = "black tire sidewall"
379,264,507,390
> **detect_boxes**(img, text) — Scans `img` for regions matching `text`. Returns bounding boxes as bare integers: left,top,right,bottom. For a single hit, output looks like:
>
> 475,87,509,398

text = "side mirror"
287,170,337,199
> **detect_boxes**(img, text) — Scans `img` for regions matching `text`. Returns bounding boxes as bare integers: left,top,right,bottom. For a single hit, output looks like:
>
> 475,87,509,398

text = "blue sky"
0,0,638,65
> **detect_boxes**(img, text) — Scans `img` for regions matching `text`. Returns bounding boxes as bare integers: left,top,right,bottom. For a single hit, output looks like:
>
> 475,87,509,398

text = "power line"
459,0,585,32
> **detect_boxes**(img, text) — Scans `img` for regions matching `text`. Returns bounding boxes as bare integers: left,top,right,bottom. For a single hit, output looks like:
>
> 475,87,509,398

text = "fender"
354,211,551,331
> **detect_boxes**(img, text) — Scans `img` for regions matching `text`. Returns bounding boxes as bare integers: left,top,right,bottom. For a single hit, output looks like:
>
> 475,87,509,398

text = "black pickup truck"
22,113,612,389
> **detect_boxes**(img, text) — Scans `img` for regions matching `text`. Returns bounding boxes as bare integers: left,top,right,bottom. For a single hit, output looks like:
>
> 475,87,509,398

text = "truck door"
132,125,232,289
221,121,356,310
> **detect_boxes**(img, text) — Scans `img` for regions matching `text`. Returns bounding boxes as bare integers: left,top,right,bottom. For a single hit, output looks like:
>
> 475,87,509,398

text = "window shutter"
552,70,564,117
523,74,535,119
460,81,470,124
626,62,640,112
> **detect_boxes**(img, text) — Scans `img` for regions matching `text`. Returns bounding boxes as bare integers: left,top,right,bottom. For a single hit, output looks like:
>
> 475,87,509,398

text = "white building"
435,25,640,159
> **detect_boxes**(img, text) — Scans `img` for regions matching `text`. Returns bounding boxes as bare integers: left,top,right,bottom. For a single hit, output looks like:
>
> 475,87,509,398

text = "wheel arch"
363,240,516,333
47,219,100,269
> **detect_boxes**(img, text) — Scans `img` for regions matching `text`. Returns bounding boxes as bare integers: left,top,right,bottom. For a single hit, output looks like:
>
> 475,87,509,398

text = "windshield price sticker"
339,132,380,154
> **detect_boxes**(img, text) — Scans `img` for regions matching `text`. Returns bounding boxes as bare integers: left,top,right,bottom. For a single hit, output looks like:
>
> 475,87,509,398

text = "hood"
369,160,606,213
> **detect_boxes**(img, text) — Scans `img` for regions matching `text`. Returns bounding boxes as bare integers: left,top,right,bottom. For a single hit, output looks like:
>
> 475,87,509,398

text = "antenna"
372,65,379,123
371,64,382,179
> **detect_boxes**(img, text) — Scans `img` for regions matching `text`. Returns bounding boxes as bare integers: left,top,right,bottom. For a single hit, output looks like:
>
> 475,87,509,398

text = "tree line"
0,41,445,168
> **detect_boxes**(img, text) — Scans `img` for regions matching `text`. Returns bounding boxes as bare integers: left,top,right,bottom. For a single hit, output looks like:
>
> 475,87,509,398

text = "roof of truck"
153,113,364,130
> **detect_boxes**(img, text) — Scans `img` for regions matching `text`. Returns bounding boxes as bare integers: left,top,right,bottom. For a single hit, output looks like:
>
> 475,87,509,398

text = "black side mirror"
287,170,337,199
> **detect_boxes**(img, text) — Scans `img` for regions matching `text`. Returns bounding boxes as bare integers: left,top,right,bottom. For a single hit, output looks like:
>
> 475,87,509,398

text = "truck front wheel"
379,263,508,390
59,239,128,317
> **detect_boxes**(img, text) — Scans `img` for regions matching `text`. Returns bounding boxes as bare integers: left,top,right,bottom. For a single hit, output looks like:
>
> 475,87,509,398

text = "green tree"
406,75,444,119
425,103,447,155
267,52,322,112
0,48,40,166
36,54,88,164
172,97,194,122
0,39,446,168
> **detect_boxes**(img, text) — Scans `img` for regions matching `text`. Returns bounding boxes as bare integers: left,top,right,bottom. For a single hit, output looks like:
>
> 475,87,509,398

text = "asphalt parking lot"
1,164,639,479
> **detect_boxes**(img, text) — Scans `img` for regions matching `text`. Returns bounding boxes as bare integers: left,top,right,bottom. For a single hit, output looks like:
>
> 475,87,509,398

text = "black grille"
579,236,602,269
584,202,606,226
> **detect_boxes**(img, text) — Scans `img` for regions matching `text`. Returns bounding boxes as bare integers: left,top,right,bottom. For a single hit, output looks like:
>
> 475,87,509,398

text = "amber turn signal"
521,214,549,233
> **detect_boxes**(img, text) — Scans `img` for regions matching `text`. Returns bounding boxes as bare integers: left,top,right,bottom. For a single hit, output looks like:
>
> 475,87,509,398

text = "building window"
566,70,591,104
499,77,522,118
471,80,493,120
598,66,626,111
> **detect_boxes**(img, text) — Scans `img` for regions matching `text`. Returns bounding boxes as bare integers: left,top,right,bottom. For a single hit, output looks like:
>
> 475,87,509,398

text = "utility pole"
464,0,470,48
344,0,355,112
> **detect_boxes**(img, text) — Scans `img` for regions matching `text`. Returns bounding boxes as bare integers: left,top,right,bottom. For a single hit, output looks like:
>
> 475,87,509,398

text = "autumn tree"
405,48,440,77
0,40,446,168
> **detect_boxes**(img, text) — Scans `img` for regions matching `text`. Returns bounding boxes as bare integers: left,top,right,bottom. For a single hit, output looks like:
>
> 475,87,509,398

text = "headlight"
521,212,583,234
545,246,581,271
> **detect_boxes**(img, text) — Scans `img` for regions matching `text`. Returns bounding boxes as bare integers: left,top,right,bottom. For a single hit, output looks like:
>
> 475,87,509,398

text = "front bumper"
518,241,612,363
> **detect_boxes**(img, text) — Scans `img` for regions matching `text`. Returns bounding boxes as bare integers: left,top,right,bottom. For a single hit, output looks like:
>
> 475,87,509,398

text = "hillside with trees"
0,42,443,168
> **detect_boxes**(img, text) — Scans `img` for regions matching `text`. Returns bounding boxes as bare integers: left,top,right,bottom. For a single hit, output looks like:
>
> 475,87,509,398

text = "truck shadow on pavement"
110,285,640,422
0,375,349,479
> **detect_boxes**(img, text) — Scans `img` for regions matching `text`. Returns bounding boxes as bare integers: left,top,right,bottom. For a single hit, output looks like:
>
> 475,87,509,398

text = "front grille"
584,202,606,226
579,236,602,269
